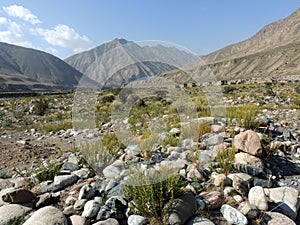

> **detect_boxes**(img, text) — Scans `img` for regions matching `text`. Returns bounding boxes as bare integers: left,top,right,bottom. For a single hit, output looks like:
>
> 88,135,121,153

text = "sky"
0,0,299,59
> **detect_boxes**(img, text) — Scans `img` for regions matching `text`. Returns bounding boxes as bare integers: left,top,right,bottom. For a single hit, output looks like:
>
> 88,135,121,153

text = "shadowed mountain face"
0,42,93,92
65,38,198,88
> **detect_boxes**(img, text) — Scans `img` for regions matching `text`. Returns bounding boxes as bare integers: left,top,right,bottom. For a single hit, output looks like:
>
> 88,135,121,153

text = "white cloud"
3,5,41,24
0,16,33,47
34,24,93,53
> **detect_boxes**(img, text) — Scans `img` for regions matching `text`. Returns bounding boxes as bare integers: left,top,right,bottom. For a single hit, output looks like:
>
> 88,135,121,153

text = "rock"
234,130,262,156
82,200,100,218
62,162,80,172
68,215,89,225
213,174,231,187
79,183,96,200
264,212,296,225
96,196,127,221
201,133,223,146
125,145,140,156
232,176,249,196
211,124,225,133
72,168,92,179
23,206,68,225
195,197,206,210
2,188,35,203
248,186,268,211
186,216,215,225
0,179,14,191
31,180,61,195
224,186,236,197
65,195,77,205
233,195,244,203
35,192,57,208
187,165,204,181
103,160,125,179
0,204,32,225
235,152,264,168
220,204,248,225
169,128,181,136
253,178,272,188
74,199,88,211
0,187,15,206
63,205,74,216
92,218,119,225
127,215,148,225
199,191,224,210
53,174,78,187
264,187,300,220
169,192,197,225
233,163,264,176
238,201,258,219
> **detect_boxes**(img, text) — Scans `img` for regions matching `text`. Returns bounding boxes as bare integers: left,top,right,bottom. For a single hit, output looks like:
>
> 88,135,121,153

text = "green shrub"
223,85,237,94
34,97,49,116
35,161,60,182
125,167,185,224
214,147,235,175
227,103,259,129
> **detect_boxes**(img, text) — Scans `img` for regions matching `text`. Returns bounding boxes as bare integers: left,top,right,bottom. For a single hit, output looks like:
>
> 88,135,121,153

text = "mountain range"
0,8,300,92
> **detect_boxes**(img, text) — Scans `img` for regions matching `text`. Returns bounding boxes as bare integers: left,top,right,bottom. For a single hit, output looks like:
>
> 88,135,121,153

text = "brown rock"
235,152,264,168
234,130,262,156
199,191,225,209
2,188,35,203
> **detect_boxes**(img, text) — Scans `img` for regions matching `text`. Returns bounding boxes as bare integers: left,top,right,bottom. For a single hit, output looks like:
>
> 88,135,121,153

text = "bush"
227,103,259,129
223,85,237,94
125,167,185,224
214,147,235,175
34,97,49,116
35,161,60,182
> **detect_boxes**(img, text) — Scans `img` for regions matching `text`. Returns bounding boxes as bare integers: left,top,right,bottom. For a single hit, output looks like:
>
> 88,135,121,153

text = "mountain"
0,42,95,92
199,8,300,80
65,38,198,88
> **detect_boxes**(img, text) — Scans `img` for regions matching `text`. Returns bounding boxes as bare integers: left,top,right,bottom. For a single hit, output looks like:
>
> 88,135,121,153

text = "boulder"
234,130,262,156
220,204,248,225
199,191,224,210
248,186,268,211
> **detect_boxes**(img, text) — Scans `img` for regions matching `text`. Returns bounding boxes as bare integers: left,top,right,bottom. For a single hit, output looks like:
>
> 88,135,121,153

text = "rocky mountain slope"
199,8,300,80
65,38,198,88
154,8,300,84
0,42,95,92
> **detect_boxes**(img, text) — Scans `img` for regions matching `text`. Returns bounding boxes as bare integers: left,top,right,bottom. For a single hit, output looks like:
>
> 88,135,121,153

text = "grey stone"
128,215,148,225
103,160,125,179
264,187,300,220
74,199,88,211
23,206,68,225
186,216,215,225
79,183,96,200
53,174,78,187
72,168,91,179
169,192,197,225
96,196,127,221
92,218,119,225
62,162,80,172
0,179,14,191
82,200,100,218
220,204,248,225
201,133,223,146
31,180,61,195
264,212,296,225
253,178,272,188
0,204,32,225
169,128,181,136
125,145,140,156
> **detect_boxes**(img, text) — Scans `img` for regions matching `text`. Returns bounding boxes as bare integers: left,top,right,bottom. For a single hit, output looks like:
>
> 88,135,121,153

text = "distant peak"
111,38,129,45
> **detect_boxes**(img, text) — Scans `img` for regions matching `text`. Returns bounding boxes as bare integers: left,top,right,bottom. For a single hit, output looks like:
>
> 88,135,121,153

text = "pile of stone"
0,116,299,225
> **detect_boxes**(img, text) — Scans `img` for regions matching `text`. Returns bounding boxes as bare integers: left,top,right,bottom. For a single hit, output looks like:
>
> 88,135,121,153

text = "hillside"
0,42,94,92
65,38,198,88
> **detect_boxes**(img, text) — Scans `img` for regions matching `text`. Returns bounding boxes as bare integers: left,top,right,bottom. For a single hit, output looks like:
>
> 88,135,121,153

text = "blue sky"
0,0,299,59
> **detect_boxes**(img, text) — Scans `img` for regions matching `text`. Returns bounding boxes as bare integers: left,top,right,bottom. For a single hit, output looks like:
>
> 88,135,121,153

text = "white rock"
128,215,147,225
220,204,248,225
248,186,268,211
23,206,67,225
82,200,100,218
